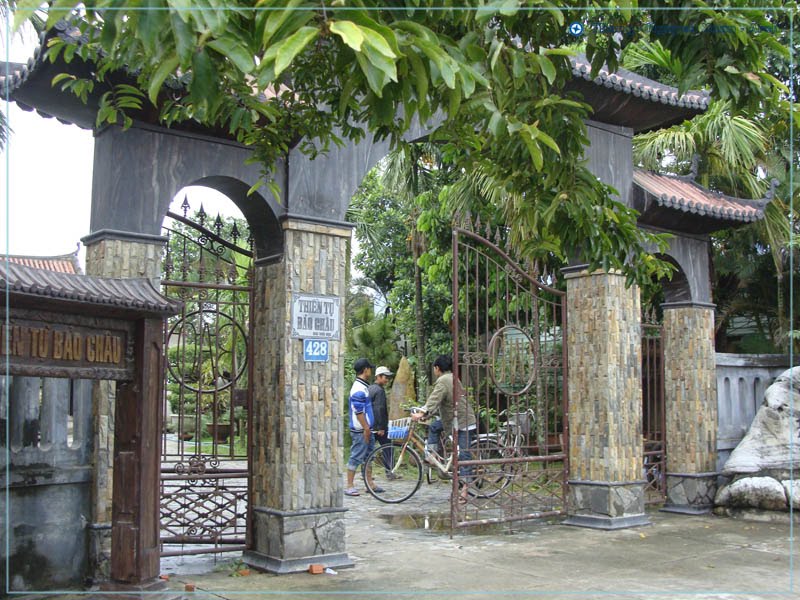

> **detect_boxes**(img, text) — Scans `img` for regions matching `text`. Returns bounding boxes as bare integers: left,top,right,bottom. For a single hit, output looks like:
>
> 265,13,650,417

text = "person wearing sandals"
410,354,477,504
345,358,384,496
369,366,399,480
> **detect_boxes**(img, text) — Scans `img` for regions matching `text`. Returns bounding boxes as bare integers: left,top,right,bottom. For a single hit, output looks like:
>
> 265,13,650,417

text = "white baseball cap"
375,366,394,377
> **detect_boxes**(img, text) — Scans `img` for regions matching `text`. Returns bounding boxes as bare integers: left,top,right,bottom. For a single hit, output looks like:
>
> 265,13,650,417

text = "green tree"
621,27,797,350
347,303,400,372
15,2,785,288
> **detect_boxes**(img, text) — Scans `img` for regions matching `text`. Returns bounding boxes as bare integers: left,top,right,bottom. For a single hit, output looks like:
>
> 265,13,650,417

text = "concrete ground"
156,481,800,600
14,479,797,600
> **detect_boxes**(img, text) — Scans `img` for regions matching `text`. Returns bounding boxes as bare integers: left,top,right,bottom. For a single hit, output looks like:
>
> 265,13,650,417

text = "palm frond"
632,127,696,171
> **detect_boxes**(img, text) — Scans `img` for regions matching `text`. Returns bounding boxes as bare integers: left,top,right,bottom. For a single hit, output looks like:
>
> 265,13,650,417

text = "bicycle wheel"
466,437,513,499
362,442,423,503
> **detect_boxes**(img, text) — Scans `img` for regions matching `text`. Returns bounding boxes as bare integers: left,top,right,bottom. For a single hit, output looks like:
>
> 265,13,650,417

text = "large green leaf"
190,48,219,117
170,10,196,66
139,1,169,57
259,0,309,46
14,0,46,31
330,20,365,52
208,36,255,74
148,54,180,106
361,39,398,84
356,53,390,97
274,26,319,77
415,39,457,89
407,50,429,104
45,0,82,29
358,26,397,59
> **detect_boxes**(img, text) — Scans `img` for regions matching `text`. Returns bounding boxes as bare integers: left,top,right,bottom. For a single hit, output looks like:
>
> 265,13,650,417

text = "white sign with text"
291,293,341,340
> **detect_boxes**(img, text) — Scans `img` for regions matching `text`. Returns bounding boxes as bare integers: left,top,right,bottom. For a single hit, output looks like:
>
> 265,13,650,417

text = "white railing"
715,353,791,471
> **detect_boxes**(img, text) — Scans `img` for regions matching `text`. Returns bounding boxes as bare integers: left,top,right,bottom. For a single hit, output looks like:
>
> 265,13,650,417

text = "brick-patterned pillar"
661,302,717,514
82,231,165,582
244,219,353,574
562,268,649,529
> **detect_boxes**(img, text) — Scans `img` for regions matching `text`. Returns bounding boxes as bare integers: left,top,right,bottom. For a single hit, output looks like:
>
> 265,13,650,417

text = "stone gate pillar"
661,302,717,514
82,231,165,582
244,218,353,574
562,267,649,529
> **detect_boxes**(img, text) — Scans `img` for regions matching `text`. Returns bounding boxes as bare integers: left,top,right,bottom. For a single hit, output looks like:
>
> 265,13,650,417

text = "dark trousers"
375,431,394,471
427,419,474,480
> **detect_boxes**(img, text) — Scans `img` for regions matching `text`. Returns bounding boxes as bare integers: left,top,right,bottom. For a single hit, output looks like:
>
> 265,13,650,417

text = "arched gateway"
2,26,775,589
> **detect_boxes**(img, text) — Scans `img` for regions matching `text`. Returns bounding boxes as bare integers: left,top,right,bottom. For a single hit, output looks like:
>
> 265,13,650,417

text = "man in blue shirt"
345,358,383,496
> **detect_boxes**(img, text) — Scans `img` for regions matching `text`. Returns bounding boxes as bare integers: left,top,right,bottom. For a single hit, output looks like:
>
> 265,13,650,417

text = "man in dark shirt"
369,366,399,479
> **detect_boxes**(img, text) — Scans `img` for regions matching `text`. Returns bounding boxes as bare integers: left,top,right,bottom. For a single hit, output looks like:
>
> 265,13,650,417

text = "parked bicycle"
492,407,536,457
361,408,511,503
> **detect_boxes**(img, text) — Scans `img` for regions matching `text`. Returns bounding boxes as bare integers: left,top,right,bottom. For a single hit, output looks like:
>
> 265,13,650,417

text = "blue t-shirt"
349,377,374,431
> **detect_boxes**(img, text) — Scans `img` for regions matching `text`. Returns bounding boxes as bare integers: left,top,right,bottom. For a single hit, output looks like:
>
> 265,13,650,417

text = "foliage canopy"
12,1,790,285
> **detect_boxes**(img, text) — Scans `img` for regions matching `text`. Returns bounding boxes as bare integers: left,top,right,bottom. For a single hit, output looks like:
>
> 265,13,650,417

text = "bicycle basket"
387,417,411,439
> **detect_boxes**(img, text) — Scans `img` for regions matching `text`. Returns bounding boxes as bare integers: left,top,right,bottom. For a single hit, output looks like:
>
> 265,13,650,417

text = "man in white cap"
369,366,399,479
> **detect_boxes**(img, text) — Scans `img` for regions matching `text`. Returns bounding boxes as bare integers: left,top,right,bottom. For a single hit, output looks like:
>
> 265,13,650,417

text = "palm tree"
380,143,442,398
624,39,797,349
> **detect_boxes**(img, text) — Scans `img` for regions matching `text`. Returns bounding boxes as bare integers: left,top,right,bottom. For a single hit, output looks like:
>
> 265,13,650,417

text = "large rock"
716,366,800,514
714,476,787,510
388,356,416,421
722,366,800,475
782,480,800,510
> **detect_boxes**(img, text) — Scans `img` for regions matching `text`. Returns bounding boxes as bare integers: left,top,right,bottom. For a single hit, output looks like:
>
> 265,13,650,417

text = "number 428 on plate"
303,339,329,362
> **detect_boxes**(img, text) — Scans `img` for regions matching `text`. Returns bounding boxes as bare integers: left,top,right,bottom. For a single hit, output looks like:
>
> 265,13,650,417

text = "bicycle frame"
392,420,454,478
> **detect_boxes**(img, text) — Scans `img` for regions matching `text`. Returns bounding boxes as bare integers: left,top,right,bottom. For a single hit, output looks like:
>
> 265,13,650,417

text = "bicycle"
494,407,536,457
360,409,511,504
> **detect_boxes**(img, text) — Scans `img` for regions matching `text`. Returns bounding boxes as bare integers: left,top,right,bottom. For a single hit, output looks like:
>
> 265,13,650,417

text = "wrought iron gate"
452,220,568,529
159,200,252,556
642,310,666,503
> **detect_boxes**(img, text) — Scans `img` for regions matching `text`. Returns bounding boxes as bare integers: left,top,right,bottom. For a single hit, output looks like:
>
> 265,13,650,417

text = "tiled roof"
570,55,709,111
1,260,181,316
5,250,82,274
1,29,709,129
633,169,771,224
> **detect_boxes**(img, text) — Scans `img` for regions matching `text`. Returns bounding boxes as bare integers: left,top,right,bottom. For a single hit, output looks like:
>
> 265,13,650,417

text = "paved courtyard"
158,477,800,600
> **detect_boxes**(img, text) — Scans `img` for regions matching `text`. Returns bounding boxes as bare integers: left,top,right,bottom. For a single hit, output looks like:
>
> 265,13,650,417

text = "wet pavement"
14,476,798,599
157,477,800,600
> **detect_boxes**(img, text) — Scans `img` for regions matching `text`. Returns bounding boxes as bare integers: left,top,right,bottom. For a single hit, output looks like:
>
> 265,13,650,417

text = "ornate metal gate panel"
160,200,252,556
642,311,666,503
452,221,568,529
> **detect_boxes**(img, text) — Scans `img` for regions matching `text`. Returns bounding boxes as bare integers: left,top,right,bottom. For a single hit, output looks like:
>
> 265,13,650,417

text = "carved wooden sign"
1,311,135,380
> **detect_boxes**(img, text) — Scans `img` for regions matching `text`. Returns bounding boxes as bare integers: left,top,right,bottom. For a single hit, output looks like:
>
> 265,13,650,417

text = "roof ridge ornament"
677,155,700,182
763,178,780,203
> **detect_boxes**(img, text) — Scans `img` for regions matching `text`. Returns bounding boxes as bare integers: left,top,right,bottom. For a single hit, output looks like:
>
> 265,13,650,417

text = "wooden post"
111,318,164,583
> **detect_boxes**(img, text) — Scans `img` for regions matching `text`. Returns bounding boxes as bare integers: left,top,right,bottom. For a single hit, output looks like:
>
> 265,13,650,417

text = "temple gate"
0,260,180,590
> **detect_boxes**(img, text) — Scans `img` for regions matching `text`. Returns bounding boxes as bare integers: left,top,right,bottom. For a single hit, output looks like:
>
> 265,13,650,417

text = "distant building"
3,245,82,274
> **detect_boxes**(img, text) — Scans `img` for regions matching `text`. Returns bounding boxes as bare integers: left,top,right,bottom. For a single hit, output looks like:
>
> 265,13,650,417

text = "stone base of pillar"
661,472,717,515
563,480,650,530
88,523,112,583
98,578,172,599
244,506,354,574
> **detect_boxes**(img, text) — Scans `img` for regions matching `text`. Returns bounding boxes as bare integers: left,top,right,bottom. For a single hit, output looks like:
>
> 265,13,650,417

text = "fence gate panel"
160,203,253,557
452,221,568,529
642,311,666,503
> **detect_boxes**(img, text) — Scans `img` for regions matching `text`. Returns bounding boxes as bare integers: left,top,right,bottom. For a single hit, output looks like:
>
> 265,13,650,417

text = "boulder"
388,356,416,421
716,366,800,513
714,476,787,511
722,366,800,475
782,480,800,510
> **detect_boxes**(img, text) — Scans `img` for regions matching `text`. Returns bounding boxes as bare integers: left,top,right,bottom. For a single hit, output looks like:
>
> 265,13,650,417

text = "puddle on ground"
160,551,233,576
379,512,560,535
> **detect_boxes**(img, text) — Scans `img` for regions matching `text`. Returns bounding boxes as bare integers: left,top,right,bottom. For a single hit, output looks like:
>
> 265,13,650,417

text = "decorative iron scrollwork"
487,325,538,396
462,352,488,365
174,454,220,476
